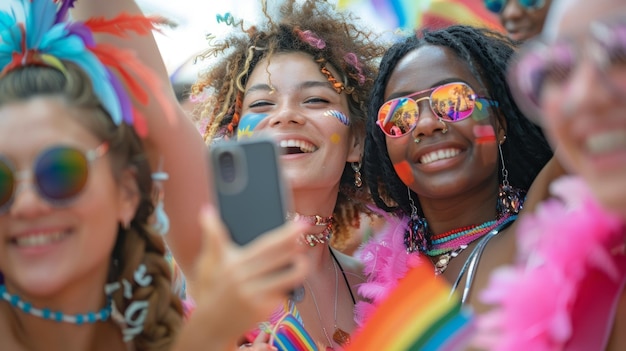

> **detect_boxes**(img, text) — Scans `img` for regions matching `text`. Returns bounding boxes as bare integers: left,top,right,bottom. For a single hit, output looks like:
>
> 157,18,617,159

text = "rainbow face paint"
473,125,496,144
474,124,498,169
324,109,350,127
470,98,493,122
237,113,268,139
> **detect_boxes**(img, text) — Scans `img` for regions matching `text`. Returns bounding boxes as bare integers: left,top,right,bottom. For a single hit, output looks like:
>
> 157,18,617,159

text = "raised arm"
72,0,210,277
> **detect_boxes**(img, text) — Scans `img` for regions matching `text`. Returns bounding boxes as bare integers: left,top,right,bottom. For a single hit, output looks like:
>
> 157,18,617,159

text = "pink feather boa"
475,176,626,350
354,211,423,326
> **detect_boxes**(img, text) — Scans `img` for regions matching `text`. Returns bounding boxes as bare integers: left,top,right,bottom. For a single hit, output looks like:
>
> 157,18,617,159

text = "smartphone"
209,137,304,302
210,137,289,246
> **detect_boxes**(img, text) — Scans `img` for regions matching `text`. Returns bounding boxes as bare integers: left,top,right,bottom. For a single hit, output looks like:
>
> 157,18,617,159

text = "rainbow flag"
347,261,474,351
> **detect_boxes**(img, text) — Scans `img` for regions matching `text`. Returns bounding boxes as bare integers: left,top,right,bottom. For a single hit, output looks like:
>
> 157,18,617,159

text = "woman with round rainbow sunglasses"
476,0,626,349
485,0,553,42
356,25,556,325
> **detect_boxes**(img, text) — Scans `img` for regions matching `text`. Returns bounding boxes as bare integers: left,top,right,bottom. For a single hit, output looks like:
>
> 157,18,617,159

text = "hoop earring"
351,162,362,188
439,119,448,134
497,141,524,216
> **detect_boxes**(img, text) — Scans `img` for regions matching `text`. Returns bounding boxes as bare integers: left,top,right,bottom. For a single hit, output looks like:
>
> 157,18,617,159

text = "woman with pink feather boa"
476,0,626,349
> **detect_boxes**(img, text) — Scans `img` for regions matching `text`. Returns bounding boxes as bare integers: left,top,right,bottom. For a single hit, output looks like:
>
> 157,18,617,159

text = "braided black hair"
363,25,552,216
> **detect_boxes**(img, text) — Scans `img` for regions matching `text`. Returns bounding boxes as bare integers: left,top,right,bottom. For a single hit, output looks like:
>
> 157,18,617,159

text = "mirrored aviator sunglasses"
484,0,546,14
376,82,499,138
508,19,626,123
0,143,108,214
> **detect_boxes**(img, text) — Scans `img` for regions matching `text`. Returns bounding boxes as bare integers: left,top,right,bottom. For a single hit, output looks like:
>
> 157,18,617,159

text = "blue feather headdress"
0,0,173,137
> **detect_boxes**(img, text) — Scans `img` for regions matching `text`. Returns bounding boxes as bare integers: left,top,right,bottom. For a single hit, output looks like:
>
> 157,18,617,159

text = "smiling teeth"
420,148,461,164
15,232,67,247
586,130,626,154
279,139,318,153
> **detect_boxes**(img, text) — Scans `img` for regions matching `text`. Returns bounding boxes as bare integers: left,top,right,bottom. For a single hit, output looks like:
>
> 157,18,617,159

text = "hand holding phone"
209,138,305,302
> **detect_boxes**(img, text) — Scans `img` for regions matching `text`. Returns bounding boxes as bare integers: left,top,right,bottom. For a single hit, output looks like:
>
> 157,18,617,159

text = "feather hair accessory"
0,0,174,137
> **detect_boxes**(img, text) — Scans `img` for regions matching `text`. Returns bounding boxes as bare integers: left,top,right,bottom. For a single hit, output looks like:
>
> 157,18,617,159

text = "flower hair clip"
0,0,174,137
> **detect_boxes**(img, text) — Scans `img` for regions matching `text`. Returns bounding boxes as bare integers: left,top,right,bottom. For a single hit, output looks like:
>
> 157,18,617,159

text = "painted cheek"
474,125,497,168
237,113,269,139
473,125,496,144
393,160,414,185
323,110,350,127
330,133,341,144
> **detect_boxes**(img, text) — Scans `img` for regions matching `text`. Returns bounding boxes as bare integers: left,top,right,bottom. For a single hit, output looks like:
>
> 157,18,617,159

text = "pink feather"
354,211,429,326
476,176,626,350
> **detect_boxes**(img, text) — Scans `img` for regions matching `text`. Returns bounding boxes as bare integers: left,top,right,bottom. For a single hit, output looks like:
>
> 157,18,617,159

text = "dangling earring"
351,162,362,188
497,138,524,216
439,119,448,134
404,187,429,253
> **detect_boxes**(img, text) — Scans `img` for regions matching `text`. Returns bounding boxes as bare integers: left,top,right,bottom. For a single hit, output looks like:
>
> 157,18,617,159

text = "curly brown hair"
193,0,386,249
0,64,183,351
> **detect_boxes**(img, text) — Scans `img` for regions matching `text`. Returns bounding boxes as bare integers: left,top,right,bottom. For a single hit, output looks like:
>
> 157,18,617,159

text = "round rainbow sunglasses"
508,19,626,123
484,0,546,14
0,143,108,214
377,82,499,138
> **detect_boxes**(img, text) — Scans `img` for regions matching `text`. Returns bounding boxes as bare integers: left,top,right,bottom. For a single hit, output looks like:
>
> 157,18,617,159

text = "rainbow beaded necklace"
0,284,111,324
426,213,514,256
405,184,525,275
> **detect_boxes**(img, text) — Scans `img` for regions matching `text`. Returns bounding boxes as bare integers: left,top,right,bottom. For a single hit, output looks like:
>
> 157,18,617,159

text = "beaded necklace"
0,284,111,324
427,213,514,256
405,184,525,275
428,213,514,275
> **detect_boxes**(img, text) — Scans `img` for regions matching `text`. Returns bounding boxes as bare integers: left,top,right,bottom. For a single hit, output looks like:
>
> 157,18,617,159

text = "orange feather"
84,13,170,37
132,106,149,138
91,43,178,133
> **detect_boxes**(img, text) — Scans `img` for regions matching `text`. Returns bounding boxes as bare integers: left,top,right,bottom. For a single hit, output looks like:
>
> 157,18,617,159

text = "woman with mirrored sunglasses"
484,0,553,42
477,0,626,349
356,25,556,326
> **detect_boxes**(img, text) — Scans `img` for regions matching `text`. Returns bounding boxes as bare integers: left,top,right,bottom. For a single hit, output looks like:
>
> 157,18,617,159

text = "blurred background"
134,0,502,94
0,0,502,101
